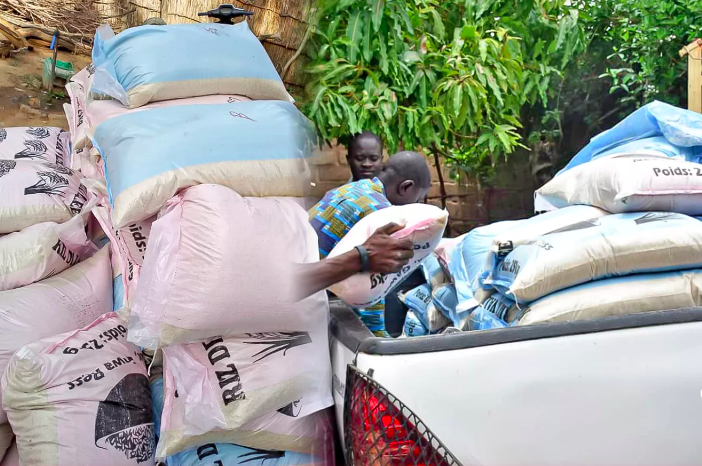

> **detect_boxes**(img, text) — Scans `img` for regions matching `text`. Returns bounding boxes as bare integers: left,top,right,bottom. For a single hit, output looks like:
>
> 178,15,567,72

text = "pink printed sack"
158,367,333,459
0,160,88,234
0,127,70,167
0,247,112,430
160,327,332,438
328,204,448,307
2,313,154,466
0,214,97,291
130,185,324,349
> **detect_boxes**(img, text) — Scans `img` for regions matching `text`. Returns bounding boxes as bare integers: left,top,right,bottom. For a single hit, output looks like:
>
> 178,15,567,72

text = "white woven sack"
2,313,154,466
508,269,702,325
328,205,448,307
538,156,702,215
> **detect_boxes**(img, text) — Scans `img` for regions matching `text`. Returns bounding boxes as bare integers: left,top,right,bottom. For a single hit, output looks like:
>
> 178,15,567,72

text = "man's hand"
361,222,414,274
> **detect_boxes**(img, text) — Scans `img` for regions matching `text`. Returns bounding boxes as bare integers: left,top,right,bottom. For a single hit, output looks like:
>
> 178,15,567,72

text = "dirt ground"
0,47,91,130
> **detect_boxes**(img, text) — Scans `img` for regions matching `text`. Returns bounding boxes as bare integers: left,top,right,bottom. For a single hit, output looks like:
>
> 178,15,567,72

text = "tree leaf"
479,39,488,62
379,39,389,74
372,0,385,32
430,9,446,40
346,10,363,63
362,12,372,62
452,82,463,117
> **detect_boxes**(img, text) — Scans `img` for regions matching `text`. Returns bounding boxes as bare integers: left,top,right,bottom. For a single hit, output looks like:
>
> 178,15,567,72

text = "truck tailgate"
331,304,702,466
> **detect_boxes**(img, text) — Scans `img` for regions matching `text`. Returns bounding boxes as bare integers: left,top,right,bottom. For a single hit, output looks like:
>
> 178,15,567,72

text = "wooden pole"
687,40,702,113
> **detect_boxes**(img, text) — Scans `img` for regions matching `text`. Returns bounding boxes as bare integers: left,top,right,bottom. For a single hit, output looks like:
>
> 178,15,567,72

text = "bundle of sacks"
0,126,156,464
411,101,702,335
59,19,336,465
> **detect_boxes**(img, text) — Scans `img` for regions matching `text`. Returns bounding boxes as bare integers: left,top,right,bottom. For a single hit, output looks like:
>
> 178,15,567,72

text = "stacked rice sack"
432,101,702,332
61,19,334,465
0,127,154,465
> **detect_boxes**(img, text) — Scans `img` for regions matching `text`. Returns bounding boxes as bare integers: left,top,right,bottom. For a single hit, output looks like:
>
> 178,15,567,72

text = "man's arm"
295,223,415,300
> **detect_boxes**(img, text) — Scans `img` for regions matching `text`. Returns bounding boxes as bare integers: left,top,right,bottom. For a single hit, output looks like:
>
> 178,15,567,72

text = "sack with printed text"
89,22,291,108
155,331,332,458
130,185,325,349
539,157,702,215
328,205,448,307
0,160,89,234
508,269,702,326
489,212,702,303
398,284,450,333
167,442,324,466
2,313,154,466
89,101,314,227
0,247,112,456
402,311,429,337
157,368,335,460
0,214,97,291
0,127,70,167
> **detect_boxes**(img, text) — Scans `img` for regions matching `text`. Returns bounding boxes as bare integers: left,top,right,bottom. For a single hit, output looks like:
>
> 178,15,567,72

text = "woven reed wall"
123,0,313,96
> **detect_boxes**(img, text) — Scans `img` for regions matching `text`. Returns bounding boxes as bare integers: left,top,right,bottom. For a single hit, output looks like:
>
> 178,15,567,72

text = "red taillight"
345,366,460,466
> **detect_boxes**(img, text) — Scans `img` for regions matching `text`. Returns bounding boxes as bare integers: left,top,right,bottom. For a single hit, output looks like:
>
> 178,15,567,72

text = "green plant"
303,0,584,183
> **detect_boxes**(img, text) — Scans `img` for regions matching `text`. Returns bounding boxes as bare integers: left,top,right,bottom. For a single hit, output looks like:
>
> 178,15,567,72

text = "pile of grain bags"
0,127,154,465
433,102,702,333
60,19,334,465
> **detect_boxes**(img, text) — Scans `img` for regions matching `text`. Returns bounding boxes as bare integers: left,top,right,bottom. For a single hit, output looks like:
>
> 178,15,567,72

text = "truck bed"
330,301,702,466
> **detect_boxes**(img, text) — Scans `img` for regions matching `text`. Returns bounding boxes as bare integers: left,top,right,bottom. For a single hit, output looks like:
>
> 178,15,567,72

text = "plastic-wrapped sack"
0,246,112,430
2,313,154,466
168,443,321,466
0,440,18,466
0,214,96,291
90,22,291,109
398,284,450,333
161,331,332,436
539,156,702,215
149,376,329,466
90,101,314,228
559,101,702,175
158,368,334,459
433,236,462,278
489,212,702,303
0,127,70,166
591,135,698,162
402,311,429,337
328,205,448,308
0,424,11,463
468,307,508,331
130,185,325,349
93,206,141,309
448,221,520,312
420,255,446,289
507,269,702,326
0,160,88,234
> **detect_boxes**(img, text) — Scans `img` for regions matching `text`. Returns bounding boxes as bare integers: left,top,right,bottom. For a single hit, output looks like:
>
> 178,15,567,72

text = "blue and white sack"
90,22,292,109
420,254,446,289
167,443,318,466
90,101,315,227
489,212,702,303
399,284,450,332
402,310,429,337
559,101,702,174
510,269,702,325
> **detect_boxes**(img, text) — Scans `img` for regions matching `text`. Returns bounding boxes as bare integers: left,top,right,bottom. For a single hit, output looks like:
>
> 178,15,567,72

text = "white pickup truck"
329,298,702,466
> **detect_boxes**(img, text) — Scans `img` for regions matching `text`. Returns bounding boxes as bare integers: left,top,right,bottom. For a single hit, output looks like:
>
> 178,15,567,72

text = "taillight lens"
344,366,460,466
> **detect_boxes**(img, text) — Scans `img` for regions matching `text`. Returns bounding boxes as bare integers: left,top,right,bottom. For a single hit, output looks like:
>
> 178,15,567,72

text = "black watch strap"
354,245,370,272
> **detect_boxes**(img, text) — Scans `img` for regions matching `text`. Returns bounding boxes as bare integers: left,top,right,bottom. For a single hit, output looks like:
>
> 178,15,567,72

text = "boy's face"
348,138,383,181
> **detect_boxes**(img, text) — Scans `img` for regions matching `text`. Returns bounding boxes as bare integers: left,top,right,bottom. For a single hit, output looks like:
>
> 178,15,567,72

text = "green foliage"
303,0,583,181
580,0,702,108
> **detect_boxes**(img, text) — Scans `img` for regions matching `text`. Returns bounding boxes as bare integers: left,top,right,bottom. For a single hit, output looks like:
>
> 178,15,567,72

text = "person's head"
347,131,383,181
378,151,431,205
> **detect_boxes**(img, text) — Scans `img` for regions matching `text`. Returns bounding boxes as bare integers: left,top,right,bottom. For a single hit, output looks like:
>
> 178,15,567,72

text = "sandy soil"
0,47,90,130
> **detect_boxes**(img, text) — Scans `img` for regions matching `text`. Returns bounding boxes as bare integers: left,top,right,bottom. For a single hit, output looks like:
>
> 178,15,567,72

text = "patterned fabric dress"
309,178,392,337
